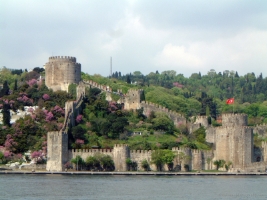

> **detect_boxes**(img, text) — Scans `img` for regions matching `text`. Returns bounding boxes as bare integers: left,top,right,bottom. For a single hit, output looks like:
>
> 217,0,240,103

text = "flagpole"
233,97,235,114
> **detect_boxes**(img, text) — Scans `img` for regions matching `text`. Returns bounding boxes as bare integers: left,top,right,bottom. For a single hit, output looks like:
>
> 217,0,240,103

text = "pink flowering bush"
4,151,12,160
108,101,118,113
4,134,18,151
17,93,33,105
76,114,83,123
27,79,38,87
42,94,50,101
31,151,42,159
75,139,84,145
31,151,44,164
43,110,54,122
173,82,184,88
52,105,65,117
27,107,34,113
73,139,84,148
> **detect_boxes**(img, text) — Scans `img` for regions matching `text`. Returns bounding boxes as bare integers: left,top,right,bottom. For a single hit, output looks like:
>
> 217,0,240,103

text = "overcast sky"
1,0,267,77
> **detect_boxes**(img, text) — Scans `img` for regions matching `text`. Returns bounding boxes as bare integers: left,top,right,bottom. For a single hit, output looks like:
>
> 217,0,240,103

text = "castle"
45,56,81,91
45,56,267,172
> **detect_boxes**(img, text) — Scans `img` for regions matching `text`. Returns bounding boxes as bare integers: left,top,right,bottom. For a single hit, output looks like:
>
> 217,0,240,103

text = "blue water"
0,175,267,200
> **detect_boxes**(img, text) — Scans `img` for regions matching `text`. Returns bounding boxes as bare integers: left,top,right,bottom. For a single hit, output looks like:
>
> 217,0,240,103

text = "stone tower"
122,89,144,110
214,114,253,170
46,131,69,171
113,144,129,171
45,56,81,91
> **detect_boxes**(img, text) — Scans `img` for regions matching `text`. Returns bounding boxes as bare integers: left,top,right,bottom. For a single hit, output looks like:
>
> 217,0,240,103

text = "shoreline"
1,170,267,176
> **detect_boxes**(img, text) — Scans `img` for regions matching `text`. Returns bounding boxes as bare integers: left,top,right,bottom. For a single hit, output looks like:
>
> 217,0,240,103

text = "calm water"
0,175,267,200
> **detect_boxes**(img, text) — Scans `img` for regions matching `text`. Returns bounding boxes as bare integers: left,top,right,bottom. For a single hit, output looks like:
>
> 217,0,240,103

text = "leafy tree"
141,159,150,171
151,149,175,171
152,115,174,133
85,156,100,170
71,155,85,171
162,150,176,171
224,161,232,171
213,159,226,170
151,149,165,171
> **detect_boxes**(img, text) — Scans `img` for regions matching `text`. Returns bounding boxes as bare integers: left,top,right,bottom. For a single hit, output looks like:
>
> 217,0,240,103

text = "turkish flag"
226,98,234,104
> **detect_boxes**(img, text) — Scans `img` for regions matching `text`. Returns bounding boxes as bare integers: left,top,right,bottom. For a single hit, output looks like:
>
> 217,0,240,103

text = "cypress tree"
14,79,18,91
0,81,9,97
126,75,131,84
2,103,11,127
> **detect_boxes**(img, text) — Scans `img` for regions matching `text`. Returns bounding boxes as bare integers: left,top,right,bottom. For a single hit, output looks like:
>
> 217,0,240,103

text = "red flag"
226,98,234,104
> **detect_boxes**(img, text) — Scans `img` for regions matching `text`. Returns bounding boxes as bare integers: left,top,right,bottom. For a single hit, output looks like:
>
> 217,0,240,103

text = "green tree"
213,159,226,170
0,81,9,97
85,156,100,170
151,150,165,171
71,155,85,171
2,103,11,127
141,159,150,171
162,150,176,171
152,115,174,132
68,83,77,98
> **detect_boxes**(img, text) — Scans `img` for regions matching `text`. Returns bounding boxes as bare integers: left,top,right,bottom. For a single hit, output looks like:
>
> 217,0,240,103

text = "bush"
141,159,150,171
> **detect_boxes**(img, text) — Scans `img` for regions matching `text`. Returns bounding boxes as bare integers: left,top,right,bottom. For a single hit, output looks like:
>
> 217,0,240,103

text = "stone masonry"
46,57,267,172
45,56,81,92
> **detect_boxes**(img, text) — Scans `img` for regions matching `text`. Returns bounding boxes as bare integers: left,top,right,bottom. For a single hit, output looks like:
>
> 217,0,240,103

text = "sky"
1,0,267,77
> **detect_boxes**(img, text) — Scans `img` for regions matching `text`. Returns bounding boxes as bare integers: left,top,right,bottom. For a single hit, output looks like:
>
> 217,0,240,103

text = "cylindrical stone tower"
45,56,81,91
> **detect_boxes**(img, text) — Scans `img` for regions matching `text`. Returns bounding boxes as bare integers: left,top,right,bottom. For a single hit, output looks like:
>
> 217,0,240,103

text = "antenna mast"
110,57,112,77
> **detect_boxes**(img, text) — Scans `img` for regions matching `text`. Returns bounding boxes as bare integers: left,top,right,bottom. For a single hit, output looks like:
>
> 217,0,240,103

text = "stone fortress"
46,56,267,172
45,56,81,91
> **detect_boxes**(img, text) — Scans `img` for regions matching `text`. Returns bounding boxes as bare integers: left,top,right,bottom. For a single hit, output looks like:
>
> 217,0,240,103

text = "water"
0,175,267,200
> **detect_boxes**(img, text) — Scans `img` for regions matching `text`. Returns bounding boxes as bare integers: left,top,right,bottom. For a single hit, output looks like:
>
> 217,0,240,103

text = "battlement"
49,56,76,63
126,89,144,93
130,150,152,154
82,80,112,93
256,123,267,127
71,149,113,153
196,116,208,120
114,144,128,148
222,113,248,127
192,149,202,154
222,113,247,117
215,126,252,130
140,101,184,117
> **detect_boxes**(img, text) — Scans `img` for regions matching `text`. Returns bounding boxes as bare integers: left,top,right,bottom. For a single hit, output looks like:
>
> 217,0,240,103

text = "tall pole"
110,57,112,78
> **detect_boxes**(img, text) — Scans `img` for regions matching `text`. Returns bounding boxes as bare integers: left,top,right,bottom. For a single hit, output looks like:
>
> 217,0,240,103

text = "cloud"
1,0,267,77
154,44,203,68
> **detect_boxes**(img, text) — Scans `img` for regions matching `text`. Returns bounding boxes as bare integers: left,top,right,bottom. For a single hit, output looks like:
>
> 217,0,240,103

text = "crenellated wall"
222,113,247,127
141,101,186,127
46,83,85,171
67,145,214,172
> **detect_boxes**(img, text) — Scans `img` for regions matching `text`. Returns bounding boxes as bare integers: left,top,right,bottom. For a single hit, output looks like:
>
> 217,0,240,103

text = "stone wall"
244,161,267,172
67,146,213,172
45,56,81,92
46,83,85,171
141,101,186,127
253,124,267,137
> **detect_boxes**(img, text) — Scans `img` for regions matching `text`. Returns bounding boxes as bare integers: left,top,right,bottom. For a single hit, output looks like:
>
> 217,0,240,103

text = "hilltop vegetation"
1,67,267,163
